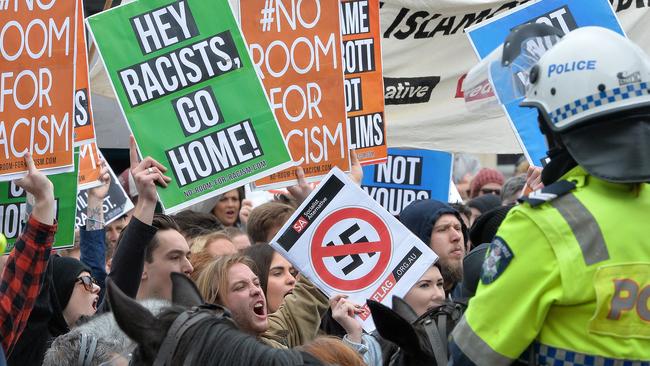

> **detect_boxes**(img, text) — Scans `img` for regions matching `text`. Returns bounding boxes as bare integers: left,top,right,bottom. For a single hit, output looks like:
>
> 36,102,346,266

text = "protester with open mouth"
243,243,298,313
211,187,254,229
196,253,329,349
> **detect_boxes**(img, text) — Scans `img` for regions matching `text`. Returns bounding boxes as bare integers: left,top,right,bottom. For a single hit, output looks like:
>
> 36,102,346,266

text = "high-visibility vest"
451,166,650,365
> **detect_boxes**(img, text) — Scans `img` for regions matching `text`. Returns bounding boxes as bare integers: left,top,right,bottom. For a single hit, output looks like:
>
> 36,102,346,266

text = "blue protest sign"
361,149,452,216
466,0,623,166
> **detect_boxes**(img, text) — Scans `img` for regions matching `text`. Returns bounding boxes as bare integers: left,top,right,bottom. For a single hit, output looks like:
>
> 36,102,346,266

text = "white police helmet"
521,27,650,132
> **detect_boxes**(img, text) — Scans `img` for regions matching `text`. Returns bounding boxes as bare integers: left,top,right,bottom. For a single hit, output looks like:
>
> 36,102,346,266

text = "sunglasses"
480,188,501,195
76,275,98,292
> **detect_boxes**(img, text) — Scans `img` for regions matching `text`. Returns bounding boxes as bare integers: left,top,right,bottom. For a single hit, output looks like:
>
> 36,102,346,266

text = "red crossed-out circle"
311,207,391,291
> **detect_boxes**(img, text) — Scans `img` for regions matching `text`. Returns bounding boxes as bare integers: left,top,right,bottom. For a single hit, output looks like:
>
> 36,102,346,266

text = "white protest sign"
271,168,437,332
75,161,134,227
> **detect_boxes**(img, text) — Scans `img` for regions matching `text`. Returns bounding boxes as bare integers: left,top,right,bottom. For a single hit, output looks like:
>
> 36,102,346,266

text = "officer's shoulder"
518,180,577,208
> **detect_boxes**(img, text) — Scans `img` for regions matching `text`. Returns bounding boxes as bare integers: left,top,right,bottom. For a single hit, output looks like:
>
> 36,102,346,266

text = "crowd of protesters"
0,134,532,366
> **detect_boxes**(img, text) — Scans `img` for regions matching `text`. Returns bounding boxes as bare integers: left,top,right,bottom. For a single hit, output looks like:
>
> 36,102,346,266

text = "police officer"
449,26,650,365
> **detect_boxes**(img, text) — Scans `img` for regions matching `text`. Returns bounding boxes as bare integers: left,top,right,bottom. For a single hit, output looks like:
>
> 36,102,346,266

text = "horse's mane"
134,305,306,366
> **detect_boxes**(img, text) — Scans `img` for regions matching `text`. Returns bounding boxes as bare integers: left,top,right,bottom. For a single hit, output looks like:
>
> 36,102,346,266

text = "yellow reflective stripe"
550,194,609,265
451,316,512,366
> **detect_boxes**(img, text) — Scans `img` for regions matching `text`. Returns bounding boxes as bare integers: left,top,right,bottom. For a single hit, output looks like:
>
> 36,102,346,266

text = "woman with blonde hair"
189,231,237,257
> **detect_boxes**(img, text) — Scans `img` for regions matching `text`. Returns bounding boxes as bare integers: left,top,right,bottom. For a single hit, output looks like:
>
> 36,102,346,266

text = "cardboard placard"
0,1,78,180
341,0,387,165
87,0,293,213
73,0,97,146
76,160,134,228
361,148,452,215
241,0,351,189
271,168,437,332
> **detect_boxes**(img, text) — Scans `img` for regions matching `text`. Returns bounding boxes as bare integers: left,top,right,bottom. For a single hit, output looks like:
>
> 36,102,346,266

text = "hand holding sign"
239,199,254,226
15,153,55,225
287,167,313,206
130,136,171,224
86,159,111,230
526,166,544,192
88,159,111,202
331,295,364,343
349,151,364,185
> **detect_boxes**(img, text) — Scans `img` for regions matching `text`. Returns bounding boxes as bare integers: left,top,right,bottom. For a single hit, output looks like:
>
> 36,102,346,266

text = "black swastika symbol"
325,223,376,275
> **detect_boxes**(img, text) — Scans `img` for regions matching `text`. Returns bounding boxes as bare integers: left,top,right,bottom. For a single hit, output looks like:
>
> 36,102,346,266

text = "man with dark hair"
136,214,193,300
246,202,296,244
399,199,468,293
172,210,223,241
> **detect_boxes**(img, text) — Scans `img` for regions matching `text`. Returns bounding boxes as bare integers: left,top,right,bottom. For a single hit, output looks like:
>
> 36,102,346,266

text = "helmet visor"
491,33,562,105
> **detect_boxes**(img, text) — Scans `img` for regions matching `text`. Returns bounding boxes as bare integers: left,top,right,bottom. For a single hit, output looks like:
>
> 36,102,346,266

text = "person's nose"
450,227,462,243
183,257,194,275
286,273,296,286
250,283,262,297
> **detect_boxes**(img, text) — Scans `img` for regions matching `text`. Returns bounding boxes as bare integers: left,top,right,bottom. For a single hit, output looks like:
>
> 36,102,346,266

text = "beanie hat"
469,204,514,248
467,194,501,216
52,256,91,310
469,168,505,198
399,199,468,246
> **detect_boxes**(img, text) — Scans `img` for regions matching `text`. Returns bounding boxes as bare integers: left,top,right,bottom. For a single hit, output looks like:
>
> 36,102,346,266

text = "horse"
368,296,465,366
107,273,323,366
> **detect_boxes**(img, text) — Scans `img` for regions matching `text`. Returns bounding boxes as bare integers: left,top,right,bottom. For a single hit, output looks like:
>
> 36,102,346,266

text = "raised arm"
0,153,57,353
80,160,110,302
100,137,171,310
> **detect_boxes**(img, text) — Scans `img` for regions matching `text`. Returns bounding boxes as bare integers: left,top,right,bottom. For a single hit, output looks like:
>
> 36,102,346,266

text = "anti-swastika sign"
271,168,437,332
312,207,391,291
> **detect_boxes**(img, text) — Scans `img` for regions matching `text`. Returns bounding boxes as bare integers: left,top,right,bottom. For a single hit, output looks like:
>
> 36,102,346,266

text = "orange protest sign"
241,0,351,189
341,0,387,166
78,141,101,190
73,0,96,146
0,1,77,181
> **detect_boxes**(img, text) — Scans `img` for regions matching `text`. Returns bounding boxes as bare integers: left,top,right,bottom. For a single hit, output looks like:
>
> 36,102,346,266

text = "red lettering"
455,74,466,98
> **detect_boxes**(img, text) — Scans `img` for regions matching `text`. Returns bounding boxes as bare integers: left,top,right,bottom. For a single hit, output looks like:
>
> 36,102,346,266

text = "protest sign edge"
348,0,389,167
73,0,98,148
160,158,295,214
78,180,104,191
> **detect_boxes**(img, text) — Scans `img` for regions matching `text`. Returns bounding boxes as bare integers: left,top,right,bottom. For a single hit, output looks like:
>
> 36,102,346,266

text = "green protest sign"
0,149,79,254
87,0,293,213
